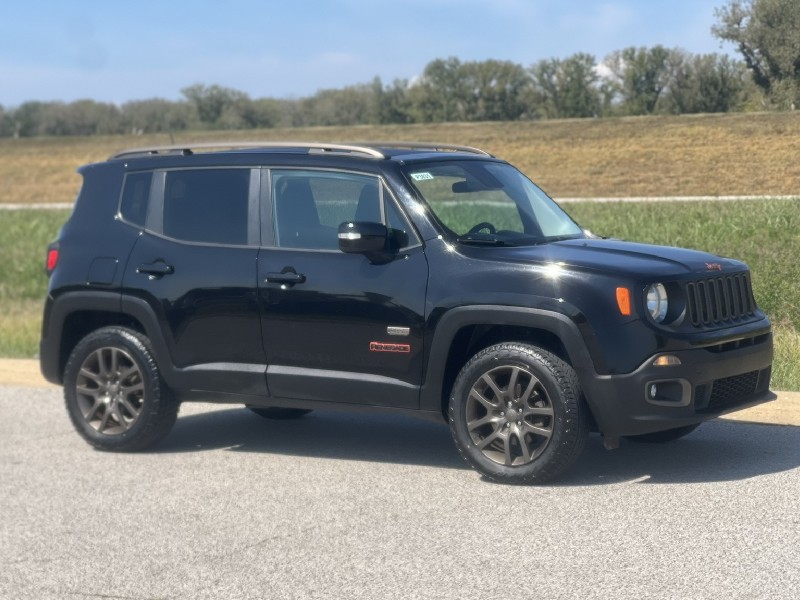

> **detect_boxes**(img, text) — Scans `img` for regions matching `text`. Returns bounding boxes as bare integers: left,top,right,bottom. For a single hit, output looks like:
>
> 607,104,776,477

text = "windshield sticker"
411,172,434,181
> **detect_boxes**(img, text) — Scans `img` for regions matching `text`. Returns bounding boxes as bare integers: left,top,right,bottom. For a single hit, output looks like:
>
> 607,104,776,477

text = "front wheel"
63,327,178,451
449,343,589,484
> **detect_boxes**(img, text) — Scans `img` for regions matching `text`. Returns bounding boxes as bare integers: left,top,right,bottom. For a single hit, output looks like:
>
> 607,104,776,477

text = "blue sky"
0,0,733,107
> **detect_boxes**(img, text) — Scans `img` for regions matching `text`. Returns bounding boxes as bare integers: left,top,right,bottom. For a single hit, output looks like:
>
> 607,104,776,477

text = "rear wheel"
449,343,589,484
247,407,313,420
624,424,700,443
63,327,178,451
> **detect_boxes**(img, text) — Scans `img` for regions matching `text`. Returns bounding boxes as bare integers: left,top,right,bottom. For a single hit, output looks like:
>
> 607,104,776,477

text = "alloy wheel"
465,364,555,466
74,346,145,435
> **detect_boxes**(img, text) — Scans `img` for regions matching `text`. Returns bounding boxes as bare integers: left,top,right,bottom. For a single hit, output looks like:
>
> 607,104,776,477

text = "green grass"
773,327,800,392
0,210,69,357
1,200,797,390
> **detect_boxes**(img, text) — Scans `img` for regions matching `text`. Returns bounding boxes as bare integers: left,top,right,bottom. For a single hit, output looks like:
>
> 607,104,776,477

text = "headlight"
646,283,669,323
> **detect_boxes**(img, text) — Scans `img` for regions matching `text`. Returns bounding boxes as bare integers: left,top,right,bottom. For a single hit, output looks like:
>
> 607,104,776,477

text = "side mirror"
338,221,393,264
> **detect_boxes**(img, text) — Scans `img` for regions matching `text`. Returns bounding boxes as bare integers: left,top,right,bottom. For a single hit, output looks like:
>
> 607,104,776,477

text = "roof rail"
110,142,386,160
110,140,493,161
353,141,492,157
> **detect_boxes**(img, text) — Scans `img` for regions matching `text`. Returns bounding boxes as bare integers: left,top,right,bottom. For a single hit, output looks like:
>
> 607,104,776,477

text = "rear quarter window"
119,171,152,227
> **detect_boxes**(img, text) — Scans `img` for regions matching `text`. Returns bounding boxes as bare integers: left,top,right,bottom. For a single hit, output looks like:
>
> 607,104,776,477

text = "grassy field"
0,210,68,359
3,111,800,204
2,199,797,390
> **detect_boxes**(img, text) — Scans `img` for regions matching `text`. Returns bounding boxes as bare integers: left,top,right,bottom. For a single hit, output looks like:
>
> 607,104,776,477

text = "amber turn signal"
616,287,631,316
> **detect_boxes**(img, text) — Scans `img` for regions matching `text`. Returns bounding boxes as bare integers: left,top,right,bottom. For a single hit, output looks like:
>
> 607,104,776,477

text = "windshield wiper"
545,234,585,243
455,235,512,246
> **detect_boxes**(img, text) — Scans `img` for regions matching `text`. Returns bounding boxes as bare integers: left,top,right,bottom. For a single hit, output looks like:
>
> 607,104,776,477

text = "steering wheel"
467,222,496,235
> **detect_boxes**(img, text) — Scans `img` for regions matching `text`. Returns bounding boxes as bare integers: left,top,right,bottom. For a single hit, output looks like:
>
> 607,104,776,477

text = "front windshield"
403,160,584,246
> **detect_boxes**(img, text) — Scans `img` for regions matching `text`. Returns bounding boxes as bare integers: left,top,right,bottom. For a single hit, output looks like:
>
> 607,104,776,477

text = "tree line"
1,0,796,137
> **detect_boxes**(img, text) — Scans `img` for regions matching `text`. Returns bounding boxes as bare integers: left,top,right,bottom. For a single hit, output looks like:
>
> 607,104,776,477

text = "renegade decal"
370,341,411,353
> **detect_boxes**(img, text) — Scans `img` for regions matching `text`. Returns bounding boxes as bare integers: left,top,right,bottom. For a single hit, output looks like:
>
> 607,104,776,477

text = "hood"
480,238,746,279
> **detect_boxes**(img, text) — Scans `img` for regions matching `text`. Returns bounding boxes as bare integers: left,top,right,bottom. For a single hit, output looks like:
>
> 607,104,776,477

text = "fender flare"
40,291,121,384
40,290,176,386
419,305,602,414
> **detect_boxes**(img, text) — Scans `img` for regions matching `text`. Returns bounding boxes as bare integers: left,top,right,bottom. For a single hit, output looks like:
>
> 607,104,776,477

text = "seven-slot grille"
685,273,756,328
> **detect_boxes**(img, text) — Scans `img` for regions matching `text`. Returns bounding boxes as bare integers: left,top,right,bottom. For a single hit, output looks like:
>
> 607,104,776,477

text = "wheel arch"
420,306,599,418
40,291,169,385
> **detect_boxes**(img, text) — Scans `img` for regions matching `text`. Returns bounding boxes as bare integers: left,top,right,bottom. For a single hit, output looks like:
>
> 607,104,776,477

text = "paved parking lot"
2,386,799,599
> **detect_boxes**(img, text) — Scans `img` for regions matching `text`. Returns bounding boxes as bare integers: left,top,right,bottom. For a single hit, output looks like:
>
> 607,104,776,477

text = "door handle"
136,261,174,280
265,269,306,287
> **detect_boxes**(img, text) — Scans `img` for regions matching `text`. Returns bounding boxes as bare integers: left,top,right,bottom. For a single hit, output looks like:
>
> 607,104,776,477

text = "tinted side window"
163,169,250,245
271,170,419,251
272,170,379,250
119,171,152,227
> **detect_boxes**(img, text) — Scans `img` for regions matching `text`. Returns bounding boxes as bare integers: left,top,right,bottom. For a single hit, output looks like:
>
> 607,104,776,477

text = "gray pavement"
1,386,799,600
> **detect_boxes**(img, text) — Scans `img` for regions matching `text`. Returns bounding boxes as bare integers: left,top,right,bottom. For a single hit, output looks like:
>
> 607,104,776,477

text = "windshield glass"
403,160,583,246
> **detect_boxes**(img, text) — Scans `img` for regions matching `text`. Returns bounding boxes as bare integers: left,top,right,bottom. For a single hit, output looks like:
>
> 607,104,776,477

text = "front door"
258,169,427,409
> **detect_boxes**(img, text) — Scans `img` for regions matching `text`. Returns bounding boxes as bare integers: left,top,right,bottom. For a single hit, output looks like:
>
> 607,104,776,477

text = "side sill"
175,362,268,396
172,391,445,424
266,365,419,410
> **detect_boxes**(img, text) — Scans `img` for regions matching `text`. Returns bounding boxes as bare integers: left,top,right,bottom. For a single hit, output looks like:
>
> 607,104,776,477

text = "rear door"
257,168,428,409
122,167,267,396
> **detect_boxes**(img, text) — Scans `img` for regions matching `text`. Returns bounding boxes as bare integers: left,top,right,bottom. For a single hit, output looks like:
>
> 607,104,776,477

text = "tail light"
46,243,59,275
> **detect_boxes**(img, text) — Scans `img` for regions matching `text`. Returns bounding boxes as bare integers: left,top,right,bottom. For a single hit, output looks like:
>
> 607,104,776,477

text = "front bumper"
583,332,775,437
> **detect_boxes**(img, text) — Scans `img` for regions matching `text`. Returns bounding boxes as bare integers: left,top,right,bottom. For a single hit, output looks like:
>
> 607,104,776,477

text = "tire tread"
63,326,178,452
449,342,589,484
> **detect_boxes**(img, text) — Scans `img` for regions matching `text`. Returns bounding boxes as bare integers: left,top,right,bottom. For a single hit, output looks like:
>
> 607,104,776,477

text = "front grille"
685,273,756,328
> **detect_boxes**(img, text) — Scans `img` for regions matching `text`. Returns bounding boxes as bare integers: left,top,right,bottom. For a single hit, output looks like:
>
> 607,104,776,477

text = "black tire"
247,407,313,420
449,343,589,484
624,423,700,444
63,327,179,451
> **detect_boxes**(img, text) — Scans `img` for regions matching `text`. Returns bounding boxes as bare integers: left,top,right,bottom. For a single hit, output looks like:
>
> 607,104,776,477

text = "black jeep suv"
40,142,775,483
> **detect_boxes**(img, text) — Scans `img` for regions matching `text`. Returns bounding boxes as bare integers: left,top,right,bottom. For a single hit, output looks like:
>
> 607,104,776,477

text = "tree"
530,53,601,118
0,105,10,137
121,99,195,134
409,57,467,122
712,0,800,108
459,60,532,121
663,52,748,114
604,46,673,115
302,83,376,126
181,84,249,127
379,79,413,124
44,100,122,136
10,102,47,137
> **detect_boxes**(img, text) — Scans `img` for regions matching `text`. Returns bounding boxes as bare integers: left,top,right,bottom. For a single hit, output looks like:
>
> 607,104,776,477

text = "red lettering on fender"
369,341,411,353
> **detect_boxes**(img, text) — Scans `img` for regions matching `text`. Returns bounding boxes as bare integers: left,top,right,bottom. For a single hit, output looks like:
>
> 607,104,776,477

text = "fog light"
652,355,681,367
645,379,691,406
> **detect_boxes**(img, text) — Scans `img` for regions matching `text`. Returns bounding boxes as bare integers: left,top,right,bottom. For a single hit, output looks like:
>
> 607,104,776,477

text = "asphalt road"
2,386,799,600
